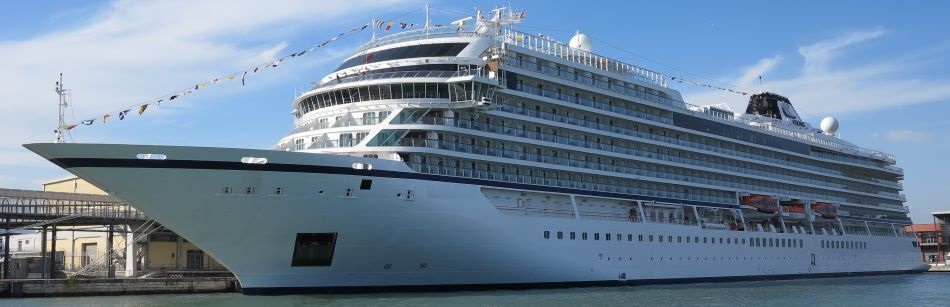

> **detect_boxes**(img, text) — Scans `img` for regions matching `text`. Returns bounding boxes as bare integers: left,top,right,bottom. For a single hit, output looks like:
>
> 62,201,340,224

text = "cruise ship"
26,8,925,294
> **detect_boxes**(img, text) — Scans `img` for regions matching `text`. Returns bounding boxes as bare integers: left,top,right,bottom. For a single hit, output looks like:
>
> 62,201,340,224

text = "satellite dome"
820,117,839,135
569,31,592,52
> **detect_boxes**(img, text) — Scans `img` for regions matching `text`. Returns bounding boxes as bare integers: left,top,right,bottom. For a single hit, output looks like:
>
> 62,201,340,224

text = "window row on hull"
297,81,494,116
391,130,900,209
403,111,901,202
401,152,737,205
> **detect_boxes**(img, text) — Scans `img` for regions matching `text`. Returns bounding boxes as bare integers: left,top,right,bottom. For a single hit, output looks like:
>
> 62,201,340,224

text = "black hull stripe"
49,157,912,224
240,269,927,295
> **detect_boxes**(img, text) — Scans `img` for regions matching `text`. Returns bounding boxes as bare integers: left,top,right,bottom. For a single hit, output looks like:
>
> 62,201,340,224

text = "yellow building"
34,176,226,276
43,176,108,195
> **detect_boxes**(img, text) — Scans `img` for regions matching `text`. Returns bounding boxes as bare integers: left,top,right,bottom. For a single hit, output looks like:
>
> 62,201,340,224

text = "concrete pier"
928,264,950,272
0,277,238,298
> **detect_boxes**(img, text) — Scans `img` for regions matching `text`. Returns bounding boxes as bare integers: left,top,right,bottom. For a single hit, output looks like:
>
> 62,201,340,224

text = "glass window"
368,85,380,101
335,43,469,71
391,84,403,99
438,83,449,99
544,231,550,239
570,232,576,240
557,231,563,239
357,87,369,102
380,84,392,100
582,232,588,240
425,83,438,98
414,83,426,99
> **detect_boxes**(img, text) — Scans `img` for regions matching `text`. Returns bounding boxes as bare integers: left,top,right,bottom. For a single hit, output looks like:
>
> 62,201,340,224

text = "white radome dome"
569,31,592,52
820,117,839,135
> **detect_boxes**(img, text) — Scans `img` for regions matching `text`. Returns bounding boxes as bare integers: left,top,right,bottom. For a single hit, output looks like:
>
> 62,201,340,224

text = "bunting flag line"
668,76,749,96
63,19,432,131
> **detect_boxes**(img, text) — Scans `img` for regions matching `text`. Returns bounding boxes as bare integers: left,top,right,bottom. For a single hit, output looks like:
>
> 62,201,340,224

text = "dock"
0,277,238,298
928,264,950,272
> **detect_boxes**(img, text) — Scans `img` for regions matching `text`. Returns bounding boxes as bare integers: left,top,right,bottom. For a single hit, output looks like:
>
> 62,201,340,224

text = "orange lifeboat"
780,200,806,214
780,200,807,220
811,202,838,219
740,195,779,214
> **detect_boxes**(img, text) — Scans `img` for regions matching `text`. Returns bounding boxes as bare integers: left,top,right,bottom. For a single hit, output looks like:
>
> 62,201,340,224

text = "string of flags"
65,18,425,131
668,76,749,96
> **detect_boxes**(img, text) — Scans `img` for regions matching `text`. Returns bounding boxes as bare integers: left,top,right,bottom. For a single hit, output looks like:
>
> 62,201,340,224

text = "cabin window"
544,231,550,239
594,233,600,241
245,187,254,195
360,179,373,190
570,232,576,240
582,233,588,240
557,231,563,240
222,187,231,194
605,233,611,241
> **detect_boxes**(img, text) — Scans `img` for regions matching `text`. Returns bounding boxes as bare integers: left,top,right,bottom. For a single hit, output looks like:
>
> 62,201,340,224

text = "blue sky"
0,0,948,223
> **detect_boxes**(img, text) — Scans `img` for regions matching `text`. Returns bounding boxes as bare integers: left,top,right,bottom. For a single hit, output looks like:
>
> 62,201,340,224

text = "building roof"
905,223,940,233
42,175,79,185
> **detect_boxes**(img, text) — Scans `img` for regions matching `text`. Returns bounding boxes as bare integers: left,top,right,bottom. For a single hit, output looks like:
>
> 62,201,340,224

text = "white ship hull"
26,143,927,294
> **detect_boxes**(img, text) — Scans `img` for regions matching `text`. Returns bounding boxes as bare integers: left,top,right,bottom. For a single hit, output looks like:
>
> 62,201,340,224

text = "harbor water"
4,273,949,306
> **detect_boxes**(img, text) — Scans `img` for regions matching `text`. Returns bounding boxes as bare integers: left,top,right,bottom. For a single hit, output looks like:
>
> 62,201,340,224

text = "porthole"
317,190,325,195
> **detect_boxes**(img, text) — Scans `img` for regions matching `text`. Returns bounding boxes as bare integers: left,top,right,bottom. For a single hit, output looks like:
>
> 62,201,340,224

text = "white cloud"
0,0,411,188
798,28,887,75
736,55,783,87
884,130,933,143
684,28,950,121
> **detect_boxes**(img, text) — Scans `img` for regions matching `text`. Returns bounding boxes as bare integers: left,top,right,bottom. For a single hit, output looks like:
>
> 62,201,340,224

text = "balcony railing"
501,57,899,167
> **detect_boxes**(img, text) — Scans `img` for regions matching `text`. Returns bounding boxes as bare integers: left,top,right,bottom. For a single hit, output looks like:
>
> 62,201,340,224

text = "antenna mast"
424,3,430,35
54,73,71,143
